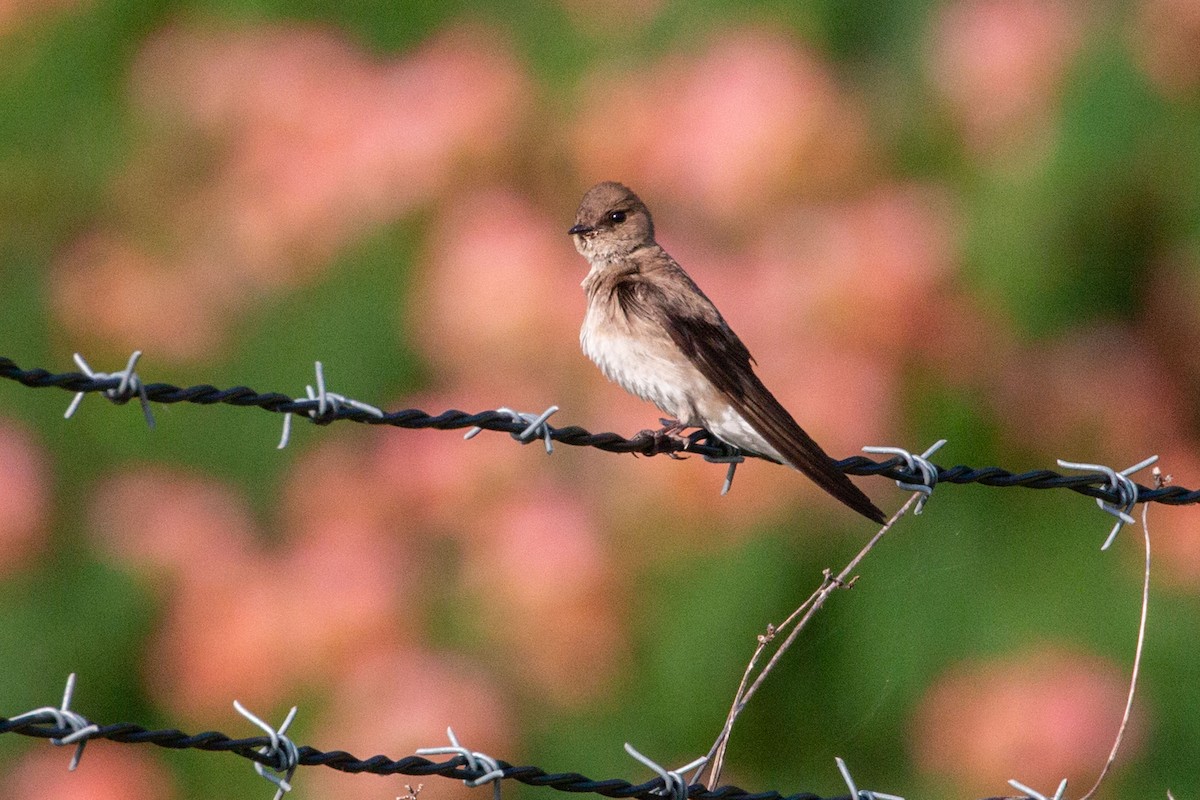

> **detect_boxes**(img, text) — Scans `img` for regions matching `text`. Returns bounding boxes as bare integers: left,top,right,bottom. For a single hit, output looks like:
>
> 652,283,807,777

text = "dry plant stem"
699,492,921,789
1077,501,1152,800
700,585,825,786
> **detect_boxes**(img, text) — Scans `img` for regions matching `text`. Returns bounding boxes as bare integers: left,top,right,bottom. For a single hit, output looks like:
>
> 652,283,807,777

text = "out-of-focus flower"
912,647,1141,794
1142,444,1200,589
1132,0,1200,95
573,26,872,225
463,485,625,705
911,288,1019,387
928,0,1084,156
1142,254,1200,390
88,466,257,581
50,233,231,361
409,188,586,383
55,21,531,361
131,22,530,290
0,0,89,38
994,325,1188,461
309,648,514,800
91,453,425,721
174,23,525,284
146,557,294,722
748,184,958,356
277,437,421,674
0,743,175,800
0,418,50,576
371,384,563,537
88,466,295,720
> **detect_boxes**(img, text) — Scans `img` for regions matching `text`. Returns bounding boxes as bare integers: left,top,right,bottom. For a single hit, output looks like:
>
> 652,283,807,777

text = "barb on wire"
1007,778,1067,800
2,355,1198,507
417,727,505,800
5,673,98,770
278,361,384,449
63,351,155,429
862,439,946,514
1056,456,1158,549
834,757,904,800
623,743,707,800
465,405,559,454
233,701,300,800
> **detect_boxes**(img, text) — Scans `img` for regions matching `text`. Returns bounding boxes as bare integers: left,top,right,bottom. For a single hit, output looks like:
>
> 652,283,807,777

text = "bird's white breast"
580,300,706,425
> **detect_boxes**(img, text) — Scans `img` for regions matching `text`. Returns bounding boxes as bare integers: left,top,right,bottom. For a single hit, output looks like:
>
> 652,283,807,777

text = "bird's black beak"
568,224,594,236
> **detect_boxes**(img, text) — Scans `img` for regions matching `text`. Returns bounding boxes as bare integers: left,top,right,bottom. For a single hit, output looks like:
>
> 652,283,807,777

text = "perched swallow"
569,181,884,524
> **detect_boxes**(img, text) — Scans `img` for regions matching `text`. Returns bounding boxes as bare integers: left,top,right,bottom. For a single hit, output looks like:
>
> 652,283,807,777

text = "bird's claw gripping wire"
684,429,744,496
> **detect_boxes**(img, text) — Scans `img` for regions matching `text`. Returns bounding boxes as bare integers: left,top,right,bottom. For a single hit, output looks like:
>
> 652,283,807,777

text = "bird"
568,181,885,524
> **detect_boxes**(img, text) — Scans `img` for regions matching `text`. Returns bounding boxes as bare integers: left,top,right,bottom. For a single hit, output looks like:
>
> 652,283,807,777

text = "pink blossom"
145,558,293,722
1132,0,1200,95
929,0,1084,155
994,326,1189,461
309,649,514,800
0,418,49,576
573,27,872,224
51,233,228,360
409,188,586,383
0,0,89,38
912,647,1142,794
131,22,530,290
56,21,532,361
88,466,257,581
0,742,175,800
463,485,626,705
1141,444,1200,589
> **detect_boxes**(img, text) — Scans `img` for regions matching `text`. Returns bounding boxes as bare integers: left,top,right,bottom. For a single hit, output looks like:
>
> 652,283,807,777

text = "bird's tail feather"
732,385,886,524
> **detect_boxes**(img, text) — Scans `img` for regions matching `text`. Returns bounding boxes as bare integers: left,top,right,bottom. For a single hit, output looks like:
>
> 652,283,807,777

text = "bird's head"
568,181,655,261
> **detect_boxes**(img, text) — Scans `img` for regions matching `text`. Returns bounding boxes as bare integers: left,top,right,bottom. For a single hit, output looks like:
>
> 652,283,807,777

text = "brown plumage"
570,181,885,524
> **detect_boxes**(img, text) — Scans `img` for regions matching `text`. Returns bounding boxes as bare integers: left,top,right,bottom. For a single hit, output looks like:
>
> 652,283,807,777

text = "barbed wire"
3,350,1179,800
0,701,846,800
2,354,1196,511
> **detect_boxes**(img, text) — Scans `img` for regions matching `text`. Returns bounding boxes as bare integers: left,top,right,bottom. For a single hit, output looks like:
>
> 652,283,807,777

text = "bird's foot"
686,430,741,460
636,418,692,458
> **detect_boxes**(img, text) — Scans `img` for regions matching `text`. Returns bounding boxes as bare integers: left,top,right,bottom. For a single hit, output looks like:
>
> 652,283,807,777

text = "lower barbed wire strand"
0,715,830,800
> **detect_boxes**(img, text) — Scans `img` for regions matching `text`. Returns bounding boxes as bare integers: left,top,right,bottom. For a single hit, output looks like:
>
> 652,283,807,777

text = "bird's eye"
608,210,627,224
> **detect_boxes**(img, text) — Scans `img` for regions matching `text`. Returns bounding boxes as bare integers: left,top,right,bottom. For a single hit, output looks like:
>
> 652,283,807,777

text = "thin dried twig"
1077,472,1159,800
697,491,922,789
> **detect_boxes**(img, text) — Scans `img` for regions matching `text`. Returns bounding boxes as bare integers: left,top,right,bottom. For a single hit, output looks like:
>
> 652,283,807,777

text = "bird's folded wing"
617,273,884,523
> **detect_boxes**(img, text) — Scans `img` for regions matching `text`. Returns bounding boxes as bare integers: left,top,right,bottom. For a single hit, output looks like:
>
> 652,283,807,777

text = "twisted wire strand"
2,356,1196,508
0,716,833,800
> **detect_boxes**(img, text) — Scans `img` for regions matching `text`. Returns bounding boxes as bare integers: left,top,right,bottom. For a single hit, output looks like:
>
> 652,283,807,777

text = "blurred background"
2,1,1200,798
